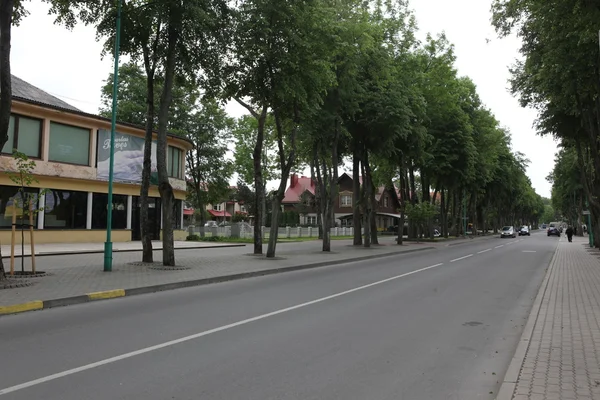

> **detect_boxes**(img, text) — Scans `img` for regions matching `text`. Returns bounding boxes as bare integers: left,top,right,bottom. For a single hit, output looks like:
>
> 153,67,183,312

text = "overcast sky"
11,0,557,197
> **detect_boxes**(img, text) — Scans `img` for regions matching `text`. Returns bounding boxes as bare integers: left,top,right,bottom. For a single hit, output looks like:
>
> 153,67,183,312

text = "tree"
231,114,278,228
225,0,334,258
185,99,234,232
492,0,600,246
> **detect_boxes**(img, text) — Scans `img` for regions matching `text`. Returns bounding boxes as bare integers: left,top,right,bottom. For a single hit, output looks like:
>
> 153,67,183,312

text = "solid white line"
477,249,492,254
495,245,504,248
0,263,445,396
450,254,473,263
522,250,537,253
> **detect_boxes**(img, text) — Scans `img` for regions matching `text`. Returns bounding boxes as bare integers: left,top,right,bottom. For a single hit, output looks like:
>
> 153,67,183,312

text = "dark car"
547,226,560,237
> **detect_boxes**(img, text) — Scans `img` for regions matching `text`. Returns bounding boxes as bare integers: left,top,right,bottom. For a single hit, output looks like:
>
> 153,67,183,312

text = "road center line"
450,254,473,263
477,249,492,254
0,262,445,396
495,245,504,248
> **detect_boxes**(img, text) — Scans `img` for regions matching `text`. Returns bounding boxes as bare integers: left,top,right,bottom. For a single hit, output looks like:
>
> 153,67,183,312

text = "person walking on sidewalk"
566,225,574,242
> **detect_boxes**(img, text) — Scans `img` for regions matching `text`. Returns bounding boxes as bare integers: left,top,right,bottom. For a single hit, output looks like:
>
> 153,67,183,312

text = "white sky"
11,0,557,197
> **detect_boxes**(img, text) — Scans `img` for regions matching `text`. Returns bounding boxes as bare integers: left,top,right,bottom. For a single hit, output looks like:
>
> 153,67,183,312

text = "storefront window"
92,193,127,229
0,186,39,228
44,189,87,229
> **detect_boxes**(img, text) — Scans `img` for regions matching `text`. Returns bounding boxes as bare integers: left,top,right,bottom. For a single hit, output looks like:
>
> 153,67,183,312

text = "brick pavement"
506,236,600,400
0,238,441,307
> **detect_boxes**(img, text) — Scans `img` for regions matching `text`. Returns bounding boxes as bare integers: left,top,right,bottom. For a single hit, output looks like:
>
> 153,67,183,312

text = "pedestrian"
566,226,574,242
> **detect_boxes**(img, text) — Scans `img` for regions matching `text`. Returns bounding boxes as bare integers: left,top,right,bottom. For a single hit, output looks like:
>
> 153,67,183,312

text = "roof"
9,75,194,147
282,175,316,204
10,75,82,112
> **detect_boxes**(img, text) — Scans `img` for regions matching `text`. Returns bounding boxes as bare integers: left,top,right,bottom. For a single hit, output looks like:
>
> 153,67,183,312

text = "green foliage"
6,151,47,218
405,202,437,225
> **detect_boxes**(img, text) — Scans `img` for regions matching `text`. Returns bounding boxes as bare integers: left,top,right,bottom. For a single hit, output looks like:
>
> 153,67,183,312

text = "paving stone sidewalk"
506,236,600,400
0,238,443,307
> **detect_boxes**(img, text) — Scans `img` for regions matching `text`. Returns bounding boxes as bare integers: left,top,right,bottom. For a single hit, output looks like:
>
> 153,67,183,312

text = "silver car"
501,226,516,238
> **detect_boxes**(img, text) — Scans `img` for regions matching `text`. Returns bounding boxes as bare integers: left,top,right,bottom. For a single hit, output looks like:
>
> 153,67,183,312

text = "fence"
187,224,356,239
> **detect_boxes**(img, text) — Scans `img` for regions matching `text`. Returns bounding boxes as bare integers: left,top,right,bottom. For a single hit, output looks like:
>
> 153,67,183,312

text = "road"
0,231,557,400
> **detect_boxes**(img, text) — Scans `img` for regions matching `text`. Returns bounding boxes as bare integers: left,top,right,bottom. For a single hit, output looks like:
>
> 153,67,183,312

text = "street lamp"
103,0,122,272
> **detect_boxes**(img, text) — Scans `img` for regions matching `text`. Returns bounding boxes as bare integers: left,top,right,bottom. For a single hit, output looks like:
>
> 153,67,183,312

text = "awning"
208,210,232,218
338,212,402,219
183,209,194,216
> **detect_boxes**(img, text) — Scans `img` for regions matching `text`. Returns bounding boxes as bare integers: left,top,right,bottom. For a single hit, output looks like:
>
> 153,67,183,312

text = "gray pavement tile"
509,237,600,399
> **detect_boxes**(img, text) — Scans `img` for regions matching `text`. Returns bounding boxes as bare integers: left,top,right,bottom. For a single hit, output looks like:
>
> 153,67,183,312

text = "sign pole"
104,0,122,272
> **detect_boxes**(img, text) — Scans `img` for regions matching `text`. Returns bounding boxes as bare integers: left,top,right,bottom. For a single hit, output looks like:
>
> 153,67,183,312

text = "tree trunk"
0,0,14,280
140,56,156,263
364,152,378,245
155,13,179,266
352,148,362,245
252,107,267,254
440,188,447,237
361,155,371,248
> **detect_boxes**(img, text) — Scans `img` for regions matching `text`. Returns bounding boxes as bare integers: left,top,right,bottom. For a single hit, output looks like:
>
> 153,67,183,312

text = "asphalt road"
0,231,557,400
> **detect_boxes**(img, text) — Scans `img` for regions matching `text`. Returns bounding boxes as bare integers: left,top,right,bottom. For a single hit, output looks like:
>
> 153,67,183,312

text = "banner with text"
96,130,158,185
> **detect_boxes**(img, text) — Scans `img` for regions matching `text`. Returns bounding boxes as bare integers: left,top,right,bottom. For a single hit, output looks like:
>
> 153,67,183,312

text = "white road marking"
450,254,473,263
477,249,492,254
495,245,504,248
0,262,445,396
522,250,537,253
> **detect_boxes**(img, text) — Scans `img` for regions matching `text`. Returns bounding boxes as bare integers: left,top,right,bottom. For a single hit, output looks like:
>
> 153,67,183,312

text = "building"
282,172,401,229
0,75,193,244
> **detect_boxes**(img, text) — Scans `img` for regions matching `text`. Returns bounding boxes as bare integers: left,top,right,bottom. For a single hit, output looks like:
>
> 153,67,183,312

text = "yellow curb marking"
0,301,43,315
87,289,126,301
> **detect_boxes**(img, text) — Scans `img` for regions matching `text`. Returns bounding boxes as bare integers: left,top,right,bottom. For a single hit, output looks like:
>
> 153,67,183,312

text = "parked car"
204,221,217,228
547,226,560,237
519,226,530,236
501,226,516,238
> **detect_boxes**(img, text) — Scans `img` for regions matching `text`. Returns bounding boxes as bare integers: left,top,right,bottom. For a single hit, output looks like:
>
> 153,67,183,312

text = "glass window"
49,122,90,165
340,194,352,207
168,146,182,179
1,114,42,158
384,196,389,207
92,193,127,229
213,204,222,211
44,189,87,229
0,186,40,229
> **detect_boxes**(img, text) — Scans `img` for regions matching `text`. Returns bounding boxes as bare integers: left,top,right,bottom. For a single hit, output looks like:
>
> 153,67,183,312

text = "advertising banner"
97,130,158,185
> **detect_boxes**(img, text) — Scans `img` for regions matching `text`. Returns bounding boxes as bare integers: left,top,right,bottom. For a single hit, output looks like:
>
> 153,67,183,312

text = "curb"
0,245,435,316
495,239,560,400
0,243,246,259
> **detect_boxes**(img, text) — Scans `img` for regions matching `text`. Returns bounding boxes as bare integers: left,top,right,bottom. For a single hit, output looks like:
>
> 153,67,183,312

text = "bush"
186,234,201,241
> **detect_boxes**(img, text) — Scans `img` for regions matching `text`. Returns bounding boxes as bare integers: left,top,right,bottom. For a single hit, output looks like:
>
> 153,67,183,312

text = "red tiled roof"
282,174,315,203
208,210,232,217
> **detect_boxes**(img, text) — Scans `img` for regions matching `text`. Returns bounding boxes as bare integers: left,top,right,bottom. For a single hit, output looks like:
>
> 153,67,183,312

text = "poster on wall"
96,130,158,185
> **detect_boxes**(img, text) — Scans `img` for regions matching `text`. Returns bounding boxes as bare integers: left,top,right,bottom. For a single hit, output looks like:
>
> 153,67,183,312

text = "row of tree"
492,0,600,244
0,0,545,277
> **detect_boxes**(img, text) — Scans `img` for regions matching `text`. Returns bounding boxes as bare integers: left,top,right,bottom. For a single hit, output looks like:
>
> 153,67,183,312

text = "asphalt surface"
0,231,557,400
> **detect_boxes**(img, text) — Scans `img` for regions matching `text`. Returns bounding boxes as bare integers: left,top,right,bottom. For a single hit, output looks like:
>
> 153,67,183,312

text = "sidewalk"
0,238,443,315
497,235,600,400
0,240,244,257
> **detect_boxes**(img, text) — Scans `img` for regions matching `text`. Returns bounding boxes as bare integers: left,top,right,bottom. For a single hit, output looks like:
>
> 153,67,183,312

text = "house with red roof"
282,172,402,230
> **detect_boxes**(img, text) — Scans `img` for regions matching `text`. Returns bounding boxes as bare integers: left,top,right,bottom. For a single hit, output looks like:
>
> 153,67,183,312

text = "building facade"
282,172,401,229
0,75,192,244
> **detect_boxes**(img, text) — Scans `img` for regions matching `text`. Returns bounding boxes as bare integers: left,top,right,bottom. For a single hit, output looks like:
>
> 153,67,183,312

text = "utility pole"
103,0,122,272
586,200,594,248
